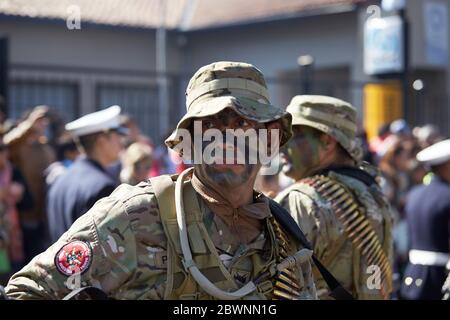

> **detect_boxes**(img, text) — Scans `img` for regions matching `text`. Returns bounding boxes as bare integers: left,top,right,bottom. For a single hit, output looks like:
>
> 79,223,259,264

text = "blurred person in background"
105,114,154,185
3,106,55,263
378,139,416,215
150,129,178,176
55,133,80,168
357,128,374,164
44,133,80,187
369,122,392,161
411,124,444,189
390,119,412,139
254,173,280,198
0,140,33,285
46,106,126,243
104,115,153,185
0,96,7,127
413,124,444,150
400,139,450,300
120,142,153,185
45,109,69,149
376,119,412,162
169,147,190,174
408,160,427,186
378,138,419,293
254,157,282,198
120,114,153,148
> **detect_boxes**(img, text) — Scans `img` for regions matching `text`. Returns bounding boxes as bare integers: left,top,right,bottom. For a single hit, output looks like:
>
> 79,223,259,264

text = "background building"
0,0,449,141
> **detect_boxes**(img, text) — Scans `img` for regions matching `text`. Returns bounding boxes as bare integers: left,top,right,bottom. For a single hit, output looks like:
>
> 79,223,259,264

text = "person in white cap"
400,139,450,300
46,106,127,243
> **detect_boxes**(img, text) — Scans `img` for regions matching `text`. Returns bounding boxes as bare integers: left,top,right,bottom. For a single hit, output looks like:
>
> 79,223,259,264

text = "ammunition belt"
269,217,304,300
304,175,392,298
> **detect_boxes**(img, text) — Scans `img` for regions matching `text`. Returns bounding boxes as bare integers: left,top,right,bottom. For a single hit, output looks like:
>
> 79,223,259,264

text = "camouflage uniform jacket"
6,177,316,300
276,170,394,299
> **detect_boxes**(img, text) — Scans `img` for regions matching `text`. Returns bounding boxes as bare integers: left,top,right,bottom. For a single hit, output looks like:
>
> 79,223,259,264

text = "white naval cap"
416,139,450,166
65,105,128,137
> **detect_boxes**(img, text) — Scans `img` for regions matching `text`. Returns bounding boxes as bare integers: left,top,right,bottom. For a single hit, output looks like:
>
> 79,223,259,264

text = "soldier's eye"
203,121,215,129
238,119,249,127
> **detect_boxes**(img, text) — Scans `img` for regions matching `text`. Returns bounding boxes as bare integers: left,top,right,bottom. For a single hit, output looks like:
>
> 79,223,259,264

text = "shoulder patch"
55,240,93,276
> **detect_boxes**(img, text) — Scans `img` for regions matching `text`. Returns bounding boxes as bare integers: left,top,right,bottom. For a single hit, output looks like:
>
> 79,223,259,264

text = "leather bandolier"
302,174,392,299
150,174,307,300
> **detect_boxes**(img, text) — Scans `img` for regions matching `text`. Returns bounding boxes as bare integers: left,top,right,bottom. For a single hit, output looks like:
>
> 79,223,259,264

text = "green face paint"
280,126,323,181
193,109,262,189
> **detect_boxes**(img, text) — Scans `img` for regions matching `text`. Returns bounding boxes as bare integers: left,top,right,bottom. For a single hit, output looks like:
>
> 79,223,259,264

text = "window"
8,81,78,122
97,85,159,140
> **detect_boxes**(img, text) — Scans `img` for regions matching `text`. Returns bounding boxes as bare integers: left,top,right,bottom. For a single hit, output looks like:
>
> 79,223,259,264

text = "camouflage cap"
165,61,292,149
286,95,363,162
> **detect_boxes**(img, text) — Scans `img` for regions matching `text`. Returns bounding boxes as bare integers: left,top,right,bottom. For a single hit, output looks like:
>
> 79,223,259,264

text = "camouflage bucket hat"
286,95,363,162
165,61,292,149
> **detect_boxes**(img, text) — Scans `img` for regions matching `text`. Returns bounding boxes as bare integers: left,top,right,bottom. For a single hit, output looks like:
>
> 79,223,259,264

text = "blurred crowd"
0,101,188,285
256,118,448,297
366,120,446,295
0,97,447,297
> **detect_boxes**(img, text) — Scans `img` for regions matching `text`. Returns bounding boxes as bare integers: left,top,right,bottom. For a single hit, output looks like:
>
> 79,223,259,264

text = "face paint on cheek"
283,141,304,178
198,137,259,187
283,130,322,180
198,162,257,188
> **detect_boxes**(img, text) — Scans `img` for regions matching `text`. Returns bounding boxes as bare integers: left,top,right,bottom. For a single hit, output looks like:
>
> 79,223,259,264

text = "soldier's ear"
319,133,337,152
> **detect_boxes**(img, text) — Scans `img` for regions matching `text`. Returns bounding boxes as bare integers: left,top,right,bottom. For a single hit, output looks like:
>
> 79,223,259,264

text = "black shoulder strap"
318,166,377,187
268,199,354,300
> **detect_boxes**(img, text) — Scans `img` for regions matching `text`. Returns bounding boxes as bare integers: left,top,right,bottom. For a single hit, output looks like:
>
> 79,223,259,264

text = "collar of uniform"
190,173,271,244
316,165,377,187
432,175,450,185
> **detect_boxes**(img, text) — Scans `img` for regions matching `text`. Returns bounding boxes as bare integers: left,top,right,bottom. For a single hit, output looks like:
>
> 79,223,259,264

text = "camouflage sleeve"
286,190,340,264
5,183,165,300
296,252,318,300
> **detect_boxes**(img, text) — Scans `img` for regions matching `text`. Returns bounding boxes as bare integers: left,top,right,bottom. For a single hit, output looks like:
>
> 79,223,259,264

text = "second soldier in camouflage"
276,95,394,300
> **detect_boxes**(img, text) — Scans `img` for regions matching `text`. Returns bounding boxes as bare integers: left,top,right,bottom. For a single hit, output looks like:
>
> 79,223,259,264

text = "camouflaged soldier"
5,62,317,300
275,95,394,300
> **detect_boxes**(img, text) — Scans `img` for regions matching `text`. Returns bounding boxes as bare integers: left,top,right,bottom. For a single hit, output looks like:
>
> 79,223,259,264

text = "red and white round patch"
55,240,92,276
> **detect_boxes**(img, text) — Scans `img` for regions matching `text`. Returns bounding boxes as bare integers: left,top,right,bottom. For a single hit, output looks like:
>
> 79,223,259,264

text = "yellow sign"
364,82,403,141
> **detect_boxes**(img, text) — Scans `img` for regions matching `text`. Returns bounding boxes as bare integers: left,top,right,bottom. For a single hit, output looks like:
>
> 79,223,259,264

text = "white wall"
2,2,448,133
1,19,157,71
1,19,161,118
183,12,358,107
